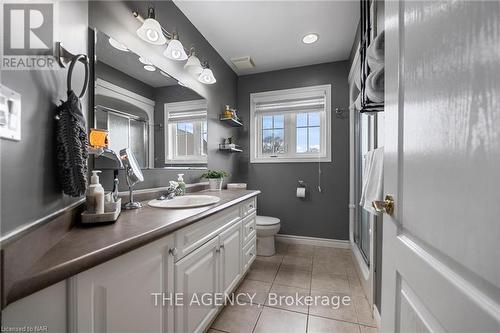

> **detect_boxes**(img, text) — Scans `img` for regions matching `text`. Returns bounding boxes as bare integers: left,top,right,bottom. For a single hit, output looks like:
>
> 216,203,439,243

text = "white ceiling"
173,0,359,75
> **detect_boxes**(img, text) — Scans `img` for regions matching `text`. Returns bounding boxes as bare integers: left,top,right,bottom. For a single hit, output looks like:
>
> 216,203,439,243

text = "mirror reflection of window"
165,100,208,165
95,107,148,168
93,30,208,170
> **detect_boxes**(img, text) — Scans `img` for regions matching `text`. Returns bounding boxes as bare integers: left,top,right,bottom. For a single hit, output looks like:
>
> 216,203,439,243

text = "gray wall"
0,1,89,237
236,62,350,240
90,0,239,192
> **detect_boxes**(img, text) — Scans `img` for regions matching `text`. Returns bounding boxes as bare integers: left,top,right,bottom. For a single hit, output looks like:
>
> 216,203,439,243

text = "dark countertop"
2,189,260,307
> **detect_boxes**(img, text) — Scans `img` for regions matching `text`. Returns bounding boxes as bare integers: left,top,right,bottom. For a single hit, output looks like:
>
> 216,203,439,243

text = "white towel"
360,147,384,215
354,68,361,90
365,67,384,103
359,150,374,208
367,31,384,71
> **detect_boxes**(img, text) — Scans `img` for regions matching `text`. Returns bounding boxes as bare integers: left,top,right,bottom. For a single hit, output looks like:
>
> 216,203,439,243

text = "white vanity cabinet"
70,234,175,333
219,220,243,295
173,236,220,333
2,196,258,333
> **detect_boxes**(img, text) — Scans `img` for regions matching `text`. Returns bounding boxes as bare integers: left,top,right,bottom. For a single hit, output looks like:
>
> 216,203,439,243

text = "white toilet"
256,216,281,256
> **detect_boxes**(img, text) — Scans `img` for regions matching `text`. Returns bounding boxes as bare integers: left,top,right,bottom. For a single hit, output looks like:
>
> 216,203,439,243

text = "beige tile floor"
209,242,379,333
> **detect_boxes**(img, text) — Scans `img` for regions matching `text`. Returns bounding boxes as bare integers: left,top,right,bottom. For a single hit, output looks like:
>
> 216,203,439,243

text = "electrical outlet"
0,85,21,141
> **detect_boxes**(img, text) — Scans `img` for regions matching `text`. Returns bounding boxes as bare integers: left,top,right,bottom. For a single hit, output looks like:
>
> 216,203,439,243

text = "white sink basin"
148,195,221,209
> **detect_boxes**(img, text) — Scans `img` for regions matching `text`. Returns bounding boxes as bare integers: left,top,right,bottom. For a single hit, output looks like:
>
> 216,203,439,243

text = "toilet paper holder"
296,180,307,198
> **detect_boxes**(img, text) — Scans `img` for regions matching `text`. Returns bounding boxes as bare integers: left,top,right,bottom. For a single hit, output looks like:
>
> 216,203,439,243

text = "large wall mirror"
91,29,208,169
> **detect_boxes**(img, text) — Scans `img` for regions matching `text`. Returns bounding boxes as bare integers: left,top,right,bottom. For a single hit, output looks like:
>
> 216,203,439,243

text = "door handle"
372,195,394,215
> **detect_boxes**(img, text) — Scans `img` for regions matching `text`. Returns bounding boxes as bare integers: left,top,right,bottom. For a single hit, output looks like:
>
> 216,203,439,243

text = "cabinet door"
242,236,257,273
174,236,219,333
219,220,242,295
72,235,174,333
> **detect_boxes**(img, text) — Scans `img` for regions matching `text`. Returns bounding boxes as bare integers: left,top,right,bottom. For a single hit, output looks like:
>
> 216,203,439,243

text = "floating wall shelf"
219,144,243,153
219,115,243,127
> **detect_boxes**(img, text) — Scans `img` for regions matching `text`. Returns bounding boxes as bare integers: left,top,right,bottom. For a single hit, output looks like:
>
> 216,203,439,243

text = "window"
165,100,208,164
94,107,148,168
250,85,331,163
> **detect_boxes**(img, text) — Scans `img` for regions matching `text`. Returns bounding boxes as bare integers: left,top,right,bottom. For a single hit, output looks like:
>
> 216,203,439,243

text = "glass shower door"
355,111,372,264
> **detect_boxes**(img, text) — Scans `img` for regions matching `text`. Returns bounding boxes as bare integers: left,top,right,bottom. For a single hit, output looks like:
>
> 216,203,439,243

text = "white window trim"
250,84,332,163
164,99,208,165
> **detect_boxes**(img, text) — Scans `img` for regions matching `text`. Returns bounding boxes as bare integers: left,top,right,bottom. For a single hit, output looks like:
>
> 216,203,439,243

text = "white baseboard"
275,234,350,249
373,304,382,328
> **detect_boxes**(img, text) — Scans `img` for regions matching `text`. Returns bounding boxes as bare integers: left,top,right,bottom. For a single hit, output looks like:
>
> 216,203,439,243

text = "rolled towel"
354,93,362,111
367,31,384,71
365,67,384,103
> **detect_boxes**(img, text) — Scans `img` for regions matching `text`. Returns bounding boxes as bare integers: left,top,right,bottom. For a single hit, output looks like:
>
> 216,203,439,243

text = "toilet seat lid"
256,216,280,226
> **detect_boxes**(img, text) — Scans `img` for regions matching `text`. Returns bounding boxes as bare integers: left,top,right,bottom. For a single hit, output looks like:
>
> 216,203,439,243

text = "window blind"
254,96,326,113
167,109,207,121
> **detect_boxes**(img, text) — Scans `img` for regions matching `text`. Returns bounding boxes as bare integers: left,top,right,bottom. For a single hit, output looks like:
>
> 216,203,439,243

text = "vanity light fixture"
164,32,188,61
198,62,216,84
302,33,319,44
143,65,156,71
136,8,167,45
184,48,203,75
133,7,216,84
108,37,128,51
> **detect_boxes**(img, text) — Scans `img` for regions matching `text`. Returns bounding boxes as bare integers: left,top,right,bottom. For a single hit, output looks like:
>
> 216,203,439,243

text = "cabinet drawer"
240,197,257,218
174,206,240,260
242,213,256,246
242,236,257,273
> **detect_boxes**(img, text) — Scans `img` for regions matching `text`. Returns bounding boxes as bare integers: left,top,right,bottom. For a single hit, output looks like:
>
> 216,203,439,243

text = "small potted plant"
202,170,229,191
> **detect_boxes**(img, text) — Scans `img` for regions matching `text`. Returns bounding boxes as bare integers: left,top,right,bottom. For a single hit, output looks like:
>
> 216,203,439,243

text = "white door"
174,236,220,333
381,1,500,332
219,220,242,295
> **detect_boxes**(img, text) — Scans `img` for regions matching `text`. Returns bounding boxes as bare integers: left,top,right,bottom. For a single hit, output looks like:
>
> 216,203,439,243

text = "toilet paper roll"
296,187,306,198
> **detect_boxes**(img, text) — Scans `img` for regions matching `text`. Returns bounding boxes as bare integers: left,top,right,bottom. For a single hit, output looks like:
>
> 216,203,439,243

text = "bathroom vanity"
2,190,259,333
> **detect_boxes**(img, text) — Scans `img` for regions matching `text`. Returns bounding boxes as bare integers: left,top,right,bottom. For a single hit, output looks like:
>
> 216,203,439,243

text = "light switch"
0,85,21,141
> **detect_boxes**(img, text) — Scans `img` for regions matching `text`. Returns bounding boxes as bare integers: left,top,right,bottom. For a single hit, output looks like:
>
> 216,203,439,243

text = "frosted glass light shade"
184,54,203,75
164,39,188,61
136,18,167,45
198,68,216,84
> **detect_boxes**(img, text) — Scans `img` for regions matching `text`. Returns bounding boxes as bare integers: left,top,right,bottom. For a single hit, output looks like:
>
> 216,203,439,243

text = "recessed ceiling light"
108,37,128,52
302,33,319,44
143,65,156,71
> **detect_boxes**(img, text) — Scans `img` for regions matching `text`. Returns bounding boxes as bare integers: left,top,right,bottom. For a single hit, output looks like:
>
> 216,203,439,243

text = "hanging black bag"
54,54,90,197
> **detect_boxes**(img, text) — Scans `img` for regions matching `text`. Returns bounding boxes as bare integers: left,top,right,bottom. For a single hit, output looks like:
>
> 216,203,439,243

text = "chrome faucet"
158,181,179,200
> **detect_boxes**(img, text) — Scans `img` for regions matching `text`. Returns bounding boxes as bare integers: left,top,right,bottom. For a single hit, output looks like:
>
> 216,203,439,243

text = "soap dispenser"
86,170,105,214
177,173,186,196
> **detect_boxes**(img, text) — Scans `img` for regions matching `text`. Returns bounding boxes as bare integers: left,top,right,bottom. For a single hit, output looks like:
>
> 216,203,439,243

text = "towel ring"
67,54,89,98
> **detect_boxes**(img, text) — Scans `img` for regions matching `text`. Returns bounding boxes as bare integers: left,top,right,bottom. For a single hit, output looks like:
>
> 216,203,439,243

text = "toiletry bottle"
87,170,105,214
177,174,186,196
